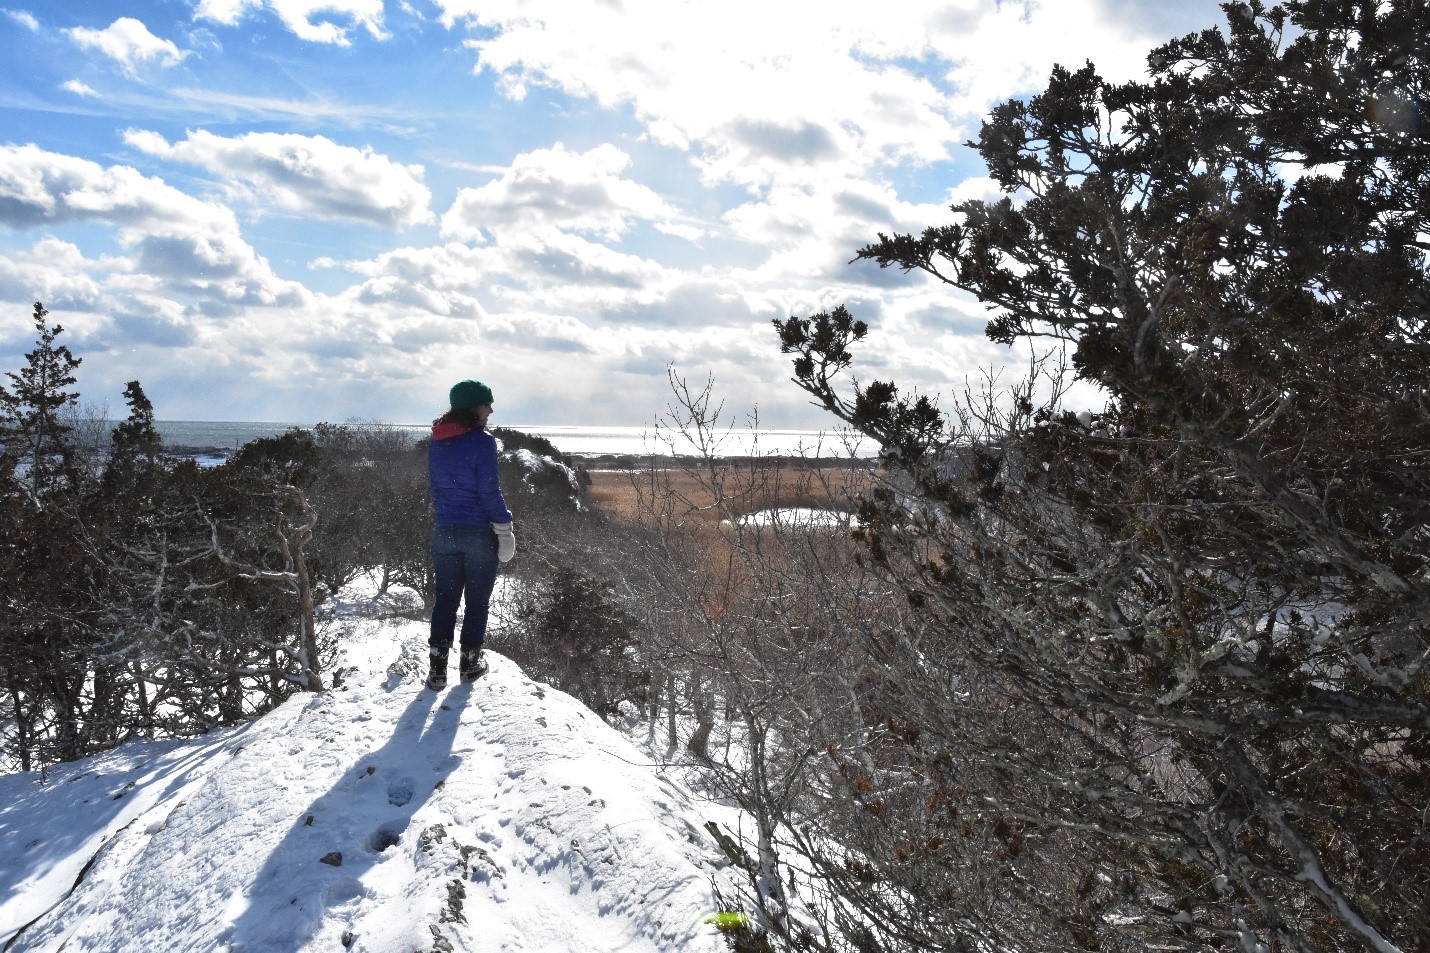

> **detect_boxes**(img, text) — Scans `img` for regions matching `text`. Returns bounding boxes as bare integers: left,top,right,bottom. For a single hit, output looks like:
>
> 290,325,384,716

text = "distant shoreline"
151,420,876,462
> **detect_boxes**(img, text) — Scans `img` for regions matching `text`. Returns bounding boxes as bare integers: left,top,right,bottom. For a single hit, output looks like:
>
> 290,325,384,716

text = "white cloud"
333,222,676,324
0,145,309,311
2,0,1236,428
441,143,694,243
494,229,670,301
715,175,956,298
0,239,105,315
131,87,412,126
653,220,703,242
194,0,388,45
125,130,434,230
441,0,964,190
129,229,306,309
435,0,1225,194
428,0,1012,191
0,144,228,231
339,242,492,317
67,18,186,71
482,310,605,355
945,175,1005,206
3,9,38,30
61,80,99,97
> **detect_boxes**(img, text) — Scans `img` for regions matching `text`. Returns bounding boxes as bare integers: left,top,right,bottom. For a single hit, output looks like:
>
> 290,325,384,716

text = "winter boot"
460,647,488,683
426,646,450,691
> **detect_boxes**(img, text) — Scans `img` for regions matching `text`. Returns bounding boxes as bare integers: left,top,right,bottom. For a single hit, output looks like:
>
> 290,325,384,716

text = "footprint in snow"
387,777,415,806
369,823,404,853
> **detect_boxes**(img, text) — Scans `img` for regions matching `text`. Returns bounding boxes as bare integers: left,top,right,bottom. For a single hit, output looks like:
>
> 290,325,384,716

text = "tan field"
584,463,871,526
583,463,875,622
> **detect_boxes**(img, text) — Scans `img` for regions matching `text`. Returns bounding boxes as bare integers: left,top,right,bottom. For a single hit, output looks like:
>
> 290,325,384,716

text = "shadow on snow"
225,684,475,950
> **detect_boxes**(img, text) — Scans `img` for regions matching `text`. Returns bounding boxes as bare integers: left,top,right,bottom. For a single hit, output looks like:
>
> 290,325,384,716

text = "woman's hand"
492,521,516,563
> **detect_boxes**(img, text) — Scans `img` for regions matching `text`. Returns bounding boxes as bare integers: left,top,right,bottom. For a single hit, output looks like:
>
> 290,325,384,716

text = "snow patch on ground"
0,593,732,953
735,507,856,529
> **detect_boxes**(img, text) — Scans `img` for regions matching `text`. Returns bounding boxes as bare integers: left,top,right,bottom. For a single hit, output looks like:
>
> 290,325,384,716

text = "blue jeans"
430,523,499,651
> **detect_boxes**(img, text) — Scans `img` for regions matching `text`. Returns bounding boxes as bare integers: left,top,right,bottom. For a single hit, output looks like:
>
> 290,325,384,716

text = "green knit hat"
449,379,494,409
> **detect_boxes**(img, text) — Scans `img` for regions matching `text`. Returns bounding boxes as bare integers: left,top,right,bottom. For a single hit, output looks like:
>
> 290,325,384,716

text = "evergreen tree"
775,2,1428,950
106,381,162,477
0,306,333,768
0,304,96,764
0,302,83,498
512,566,645,717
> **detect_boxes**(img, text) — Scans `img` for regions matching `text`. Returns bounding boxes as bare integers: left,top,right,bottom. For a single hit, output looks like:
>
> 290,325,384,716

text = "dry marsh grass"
585,462,876,622
586,463,871,526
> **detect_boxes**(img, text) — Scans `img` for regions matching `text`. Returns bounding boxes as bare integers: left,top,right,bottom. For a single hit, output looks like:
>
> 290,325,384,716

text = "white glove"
492,521,516,563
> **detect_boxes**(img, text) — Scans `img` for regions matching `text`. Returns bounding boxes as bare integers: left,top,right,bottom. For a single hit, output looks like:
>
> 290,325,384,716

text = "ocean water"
153,421,874,459
154,421,314,451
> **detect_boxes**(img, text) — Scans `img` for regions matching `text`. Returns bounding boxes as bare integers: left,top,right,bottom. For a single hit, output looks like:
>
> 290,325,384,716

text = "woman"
426,378,516,689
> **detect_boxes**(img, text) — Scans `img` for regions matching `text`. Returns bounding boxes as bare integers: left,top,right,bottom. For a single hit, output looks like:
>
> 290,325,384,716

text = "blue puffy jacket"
428,422,513,526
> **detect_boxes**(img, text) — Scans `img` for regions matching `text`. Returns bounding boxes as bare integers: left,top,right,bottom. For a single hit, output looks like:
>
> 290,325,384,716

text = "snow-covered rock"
0,608,731,953
502,448,580,507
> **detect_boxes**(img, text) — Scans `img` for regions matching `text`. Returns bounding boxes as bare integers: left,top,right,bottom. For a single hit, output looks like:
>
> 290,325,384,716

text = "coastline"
151,420,876,464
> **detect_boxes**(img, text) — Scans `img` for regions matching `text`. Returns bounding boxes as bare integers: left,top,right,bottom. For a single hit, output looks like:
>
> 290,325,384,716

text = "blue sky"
0,0,1228,427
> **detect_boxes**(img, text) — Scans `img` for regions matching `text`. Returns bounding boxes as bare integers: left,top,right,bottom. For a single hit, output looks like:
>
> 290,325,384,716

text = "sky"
0,0,1231,427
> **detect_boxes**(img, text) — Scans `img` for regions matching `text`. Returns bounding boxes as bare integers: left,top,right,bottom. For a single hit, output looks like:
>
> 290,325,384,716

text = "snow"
0,584,734,953
734,507,856,529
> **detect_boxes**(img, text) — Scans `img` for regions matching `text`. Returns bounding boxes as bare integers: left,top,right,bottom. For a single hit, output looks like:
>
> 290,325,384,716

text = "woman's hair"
435,406,485,430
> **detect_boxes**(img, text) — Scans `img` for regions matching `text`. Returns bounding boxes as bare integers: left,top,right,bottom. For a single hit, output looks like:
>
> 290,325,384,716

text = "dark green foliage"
504,566,648,718
303,423,433,596
0,310,332,769
106,381,161,475
214,421,435,600
773,2,1429,950
1,304,98,767
226,427,322,484
0,308,602,770
0,302,83,498
497,448,579,515
491,425,571,465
